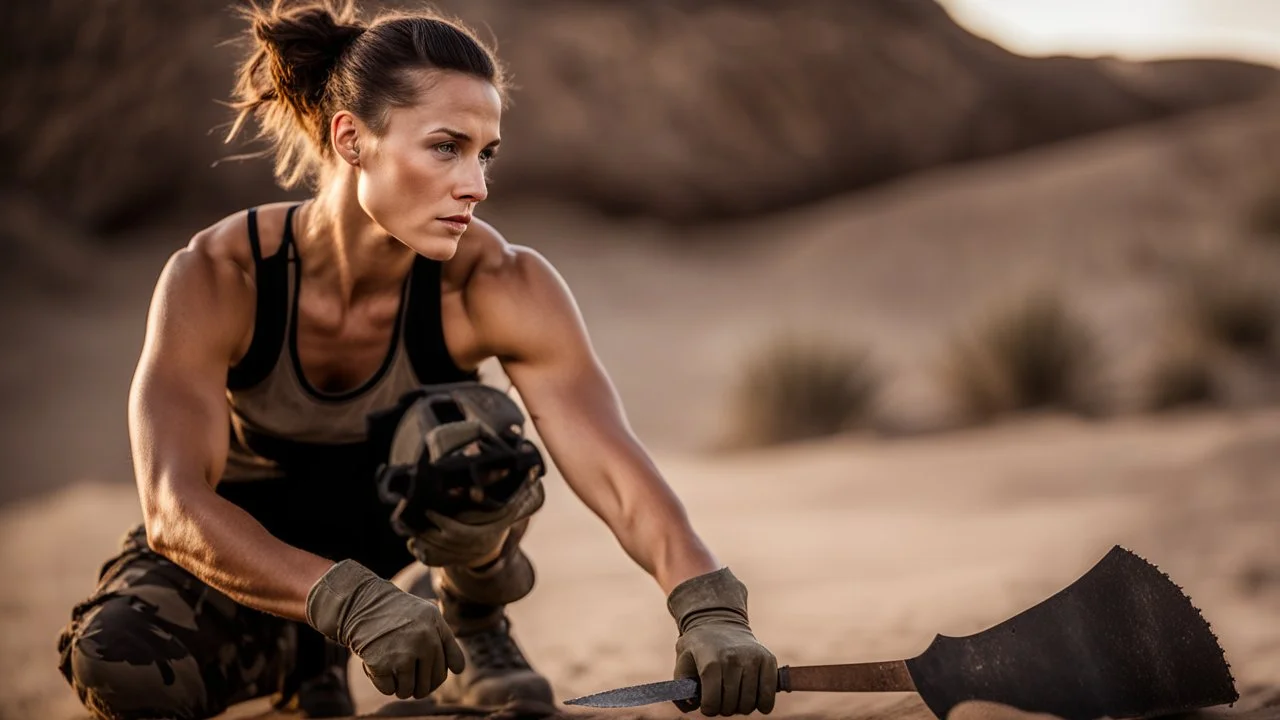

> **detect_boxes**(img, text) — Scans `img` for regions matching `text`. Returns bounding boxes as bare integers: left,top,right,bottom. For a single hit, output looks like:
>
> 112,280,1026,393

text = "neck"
296,169,416,304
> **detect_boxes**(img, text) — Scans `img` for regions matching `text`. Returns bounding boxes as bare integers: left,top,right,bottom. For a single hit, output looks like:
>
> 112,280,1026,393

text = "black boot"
436,606,553,706
431,549,554,707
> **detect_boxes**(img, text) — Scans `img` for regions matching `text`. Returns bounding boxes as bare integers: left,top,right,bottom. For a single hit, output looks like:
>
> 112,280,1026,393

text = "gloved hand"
669,567,778,716
306,560,466,699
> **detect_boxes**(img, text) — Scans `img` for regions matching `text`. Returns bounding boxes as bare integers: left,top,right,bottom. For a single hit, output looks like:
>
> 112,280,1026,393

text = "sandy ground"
3,409,1279,719
3,99,1280,719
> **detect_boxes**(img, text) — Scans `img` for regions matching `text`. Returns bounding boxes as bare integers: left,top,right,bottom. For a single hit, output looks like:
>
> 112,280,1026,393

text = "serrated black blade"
564,677,700,708
906,545,1238,720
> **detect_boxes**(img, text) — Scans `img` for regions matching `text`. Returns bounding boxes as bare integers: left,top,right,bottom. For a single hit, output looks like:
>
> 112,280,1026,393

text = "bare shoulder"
443,218,583,362
161,210,254,306
443,217,560,296
183,201,296,275
144,203,296,360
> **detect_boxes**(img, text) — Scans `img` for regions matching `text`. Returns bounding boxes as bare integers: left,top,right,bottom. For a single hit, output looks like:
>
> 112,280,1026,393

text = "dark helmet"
368,382,546,536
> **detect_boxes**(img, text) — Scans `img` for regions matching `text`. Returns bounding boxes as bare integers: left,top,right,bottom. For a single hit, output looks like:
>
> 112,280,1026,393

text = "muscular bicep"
469,247,650,524
129,245,253,526
471,247,617,424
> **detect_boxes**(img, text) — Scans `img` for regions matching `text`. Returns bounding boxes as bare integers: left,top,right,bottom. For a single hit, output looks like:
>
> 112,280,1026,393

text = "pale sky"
938,0,1280,67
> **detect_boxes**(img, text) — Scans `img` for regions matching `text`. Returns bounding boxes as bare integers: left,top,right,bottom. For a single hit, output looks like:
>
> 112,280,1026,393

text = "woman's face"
350,70,502,260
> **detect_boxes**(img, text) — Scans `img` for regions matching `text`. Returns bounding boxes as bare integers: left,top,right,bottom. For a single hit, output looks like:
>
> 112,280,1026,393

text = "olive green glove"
669,567,778,716
306,560,466,699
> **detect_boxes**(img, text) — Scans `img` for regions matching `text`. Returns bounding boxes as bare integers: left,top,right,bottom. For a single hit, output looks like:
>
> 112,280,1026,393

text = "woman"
56,2,777,719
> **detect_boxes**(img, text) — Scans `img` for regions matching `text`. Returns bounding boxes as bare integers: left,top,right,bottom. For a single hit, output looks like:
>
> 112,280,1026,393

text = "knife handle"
778,661,916,693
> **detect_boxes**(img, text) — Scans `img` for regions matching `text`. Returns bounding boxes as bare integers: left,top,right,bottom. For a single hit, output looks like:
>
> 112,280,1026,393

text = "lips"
440,214,471,226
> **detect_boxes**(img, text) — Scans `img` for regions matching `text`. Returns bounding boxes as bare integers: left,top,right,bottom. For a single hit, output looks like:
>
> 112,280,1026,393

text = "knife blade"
564,677,700,708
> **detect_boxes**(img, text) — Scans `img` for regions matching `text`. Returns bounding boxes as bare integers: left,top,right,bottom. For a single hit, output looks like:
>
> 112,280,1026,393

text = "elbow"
139,481,195,557
142,503,176,555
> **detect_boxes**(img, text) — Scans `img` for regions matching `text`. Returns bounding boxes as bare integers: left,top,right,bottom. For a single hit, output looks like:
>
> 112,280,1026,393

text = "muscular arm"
130,233,333,620
463,232,719,595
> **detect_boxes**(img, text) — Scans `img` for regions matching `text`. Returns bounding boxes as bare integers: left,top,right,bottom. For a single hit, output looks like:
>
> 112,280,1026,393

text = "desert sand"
3,98,1280,719
3,409,1279,719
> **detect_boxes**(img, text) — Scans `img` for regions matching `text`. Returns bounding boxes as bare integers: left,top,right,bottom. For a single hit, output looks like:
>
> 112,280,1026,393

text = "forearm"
500,347,721,590
146,482,334,621
606,467,721,595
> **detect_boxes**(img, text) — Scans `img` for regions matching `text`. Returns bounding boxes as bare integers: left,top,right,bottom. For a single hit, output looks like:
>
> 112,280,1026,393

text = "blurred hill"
2,0,1277,247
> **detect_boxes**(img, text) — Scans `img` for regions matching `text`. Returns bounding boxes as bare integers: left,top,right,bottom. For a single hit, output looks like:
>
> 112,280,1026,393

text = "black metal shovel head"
906,546,1237,720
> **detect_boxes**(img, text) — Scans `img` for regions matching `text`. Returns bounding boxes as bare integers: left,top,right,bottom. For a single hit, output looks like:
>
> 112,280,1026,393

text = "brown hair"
227,0,507,189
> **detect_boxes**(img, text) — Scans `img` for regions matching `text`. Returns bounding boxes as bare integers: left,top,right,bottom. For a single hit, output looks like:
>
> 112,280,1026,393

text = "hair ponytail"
226,0,506,190
227,1,366,188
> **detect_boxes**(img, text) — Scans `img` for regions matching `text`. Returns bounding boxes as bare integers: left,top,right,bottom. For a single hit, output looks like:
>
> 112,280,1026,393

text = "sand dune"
487,94,1280,447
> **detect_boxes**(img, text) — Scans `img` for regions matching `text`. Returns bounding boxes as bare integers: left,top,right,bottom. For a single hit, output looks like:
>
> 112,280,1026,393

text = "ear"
331,110,363,166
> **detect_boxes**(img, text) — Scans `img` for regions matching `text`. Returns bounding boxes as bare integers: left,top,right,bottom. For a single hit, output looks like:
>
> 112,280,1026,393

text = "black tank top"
221,204,477,482
214,205,478,574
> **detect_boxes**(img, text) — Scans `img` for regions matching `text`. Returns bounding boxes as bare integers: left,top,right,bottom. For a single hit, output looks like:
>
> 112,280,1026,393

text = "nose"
453,157,488,203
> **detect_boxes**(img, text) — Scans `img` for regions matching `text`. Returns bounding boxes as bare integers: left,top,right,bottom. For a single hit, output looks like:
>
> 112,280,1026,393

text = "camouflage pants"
58,521,536,720
56,525,299,720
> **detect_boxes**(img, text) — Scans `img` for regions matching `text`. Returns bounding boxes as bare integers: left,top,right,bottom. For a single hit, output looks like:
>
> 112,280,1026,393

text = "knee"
435,546,536,607
61,598,215,720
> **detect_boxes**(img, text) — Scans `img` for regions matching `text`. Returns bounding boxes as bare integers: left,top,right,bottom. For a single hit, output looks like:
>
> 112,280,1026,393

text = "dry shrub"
942,291,1104,423
1145,336,1218,411
725,336,879,448
1179,256,1280,357
1248,186,1280,240
1142,252,1280,412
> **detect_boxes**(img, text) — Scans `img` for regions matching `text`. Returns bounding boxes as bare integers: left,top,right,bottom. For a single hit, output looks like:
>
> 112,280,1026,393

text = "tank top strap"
227,204,299,391
403,254,477,384
245,206,263,261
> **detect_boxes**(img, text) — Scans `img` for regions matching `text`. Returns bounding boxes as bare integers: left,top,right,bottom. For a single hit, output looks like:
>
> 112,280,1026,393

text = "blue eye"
435,142,458,156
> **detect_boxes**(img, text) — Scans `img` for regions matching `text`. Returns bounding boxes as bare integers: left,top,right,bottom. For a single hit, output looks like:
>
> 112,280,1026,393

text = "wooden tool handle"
779,661,916,693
